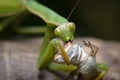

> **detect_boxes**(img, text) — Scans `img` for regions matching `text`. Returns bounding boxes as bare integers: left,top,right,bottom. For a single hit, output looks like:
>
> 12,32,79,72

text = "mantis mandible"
0,0,108,80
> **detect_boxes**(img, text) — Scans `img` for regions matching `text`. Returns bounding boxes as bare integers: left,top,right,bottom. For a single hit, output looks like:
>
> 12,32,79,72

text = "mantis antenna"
67,0,80,20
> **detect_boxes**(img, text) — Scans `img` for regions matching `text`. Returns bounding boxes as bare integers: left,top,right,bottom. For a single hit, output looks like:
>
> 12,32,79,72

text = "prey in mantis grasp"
0,0,108,79
54,40,102,80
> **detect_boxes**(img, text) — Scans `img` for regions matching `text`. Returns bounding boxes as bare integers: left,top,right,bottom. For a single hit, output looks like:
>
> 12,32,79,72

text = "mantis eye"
67,22,75,33
54,22,75,42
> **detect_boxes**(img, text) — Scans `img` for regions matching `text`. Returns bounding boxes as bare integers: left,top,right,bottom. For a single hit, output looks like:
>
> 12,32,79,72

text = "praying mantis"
0,0,109,80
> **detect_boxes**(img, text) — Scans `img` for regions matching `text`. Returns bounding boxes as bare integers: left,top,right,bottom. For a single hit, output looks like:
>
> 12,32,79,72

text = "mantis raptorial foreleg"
50,38,70,65
25,0,109,79
38,22,76,70
0,0,109,79
0,0,68,33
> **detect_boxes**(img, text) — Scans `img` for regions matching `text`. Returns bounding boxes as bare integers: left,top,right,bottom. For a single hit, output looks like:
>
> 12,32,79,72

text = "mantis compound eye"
54,22,75,42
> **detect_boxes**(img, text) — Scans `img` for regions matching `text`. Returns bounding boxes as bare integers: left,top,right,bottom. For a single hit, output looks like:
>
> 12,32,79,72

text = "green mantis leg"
38,38,77,71
95,63,109,80
83,41,109,80
48,38,77,72
38,22,77,72
0,0,77,72
37,24,57,70
50,38,70,65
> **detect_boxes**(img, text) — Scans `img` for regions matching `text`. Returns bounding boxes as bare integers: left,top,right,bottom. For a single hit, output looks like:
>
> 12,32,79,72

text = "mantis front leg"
38,22,77,71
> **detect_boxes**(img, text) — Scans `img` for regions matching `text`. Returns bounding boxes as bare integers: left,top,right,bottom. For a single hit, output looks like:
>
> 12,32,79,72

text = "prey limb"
83,40,98,56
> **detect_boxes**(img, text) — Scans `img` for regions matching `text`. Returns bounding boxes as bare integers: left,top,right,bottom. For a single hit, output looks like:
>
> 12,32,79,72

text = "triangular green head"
54,22,75,42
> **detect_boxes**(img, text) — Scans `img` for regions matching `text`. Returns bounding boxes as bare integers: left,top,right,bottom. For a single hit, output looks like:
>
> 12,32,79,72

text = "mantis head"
54,22,75,42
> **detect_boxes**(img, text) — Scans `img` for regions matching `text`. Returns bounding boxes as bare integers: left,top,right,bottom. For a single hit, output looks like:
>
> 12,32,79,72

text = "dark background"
39,0,120,40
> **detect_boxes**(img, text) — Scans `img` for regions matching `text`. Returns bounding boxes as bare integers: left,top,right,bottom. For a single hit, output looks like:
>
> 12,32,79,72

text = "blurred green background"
0,0,120,40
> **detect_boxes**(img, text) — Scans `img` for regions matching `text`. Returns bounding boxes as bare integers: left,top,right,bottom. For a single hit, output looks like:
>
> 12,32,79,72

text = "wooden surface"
0,37,119,80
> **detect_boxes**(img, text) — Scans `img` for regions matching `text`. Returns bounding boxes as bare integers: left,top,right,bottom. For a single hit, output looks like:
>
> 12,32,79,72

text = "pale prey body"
54,42,101,80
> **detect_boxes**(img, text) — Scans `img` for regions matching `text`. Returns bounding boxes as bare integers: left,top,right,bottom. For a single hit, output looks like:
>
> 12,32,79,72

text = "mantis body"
0,0,108,80
38,17,108,80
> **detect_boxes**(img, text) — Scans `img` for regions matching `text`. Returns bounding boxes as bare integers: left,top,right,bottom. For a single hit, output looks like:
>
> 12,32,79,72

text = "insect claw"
90,44,98,56
83,40,90,47
83,40,98,56
83,40,86,45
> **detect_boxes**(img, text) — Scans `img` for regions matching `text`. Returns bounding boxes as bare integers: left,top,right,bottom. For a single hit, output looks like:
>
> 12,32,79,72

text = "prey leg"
83,40,98,56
